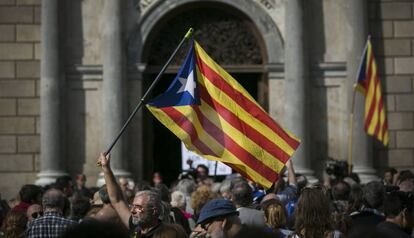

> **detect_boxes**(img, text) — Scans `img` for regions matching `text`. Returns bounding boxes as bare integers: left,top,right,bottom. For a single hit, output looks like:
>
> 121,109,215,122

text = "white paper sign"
181,143,232,176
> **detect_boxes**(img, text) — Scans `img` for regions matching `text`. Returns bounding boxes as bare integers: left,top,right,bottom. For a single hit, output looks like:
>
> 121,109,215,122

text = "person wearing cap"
197,199,245,238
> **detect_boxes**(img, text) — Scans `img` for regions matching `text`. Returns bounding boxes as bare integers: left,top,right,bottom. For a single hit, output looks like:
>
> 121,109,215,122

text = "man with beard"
97,153,164,238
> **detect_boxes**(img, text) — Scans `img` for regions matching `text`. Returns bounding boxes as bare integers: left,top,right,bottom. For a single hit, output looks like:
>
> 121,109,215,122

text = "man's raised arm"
97,153,131,228
286,159,297,187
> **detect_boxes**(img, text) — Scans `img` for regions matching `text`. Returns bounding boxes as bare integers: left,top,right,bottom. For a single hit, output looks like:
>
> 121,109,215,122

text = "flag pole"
103,28,194,155
347,35,370,174
213,161,218,180
347,85,357,174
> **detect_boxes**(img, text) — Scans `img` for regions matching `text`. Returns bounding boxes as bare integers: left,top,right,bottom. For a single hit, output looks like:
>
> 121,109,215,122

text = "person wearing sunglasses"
26,204,43,222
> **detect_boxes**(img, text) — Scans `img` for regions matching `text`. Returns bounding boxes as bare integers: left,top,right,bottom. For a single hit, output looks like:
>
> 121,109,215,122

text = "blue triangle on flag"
148,43,200,107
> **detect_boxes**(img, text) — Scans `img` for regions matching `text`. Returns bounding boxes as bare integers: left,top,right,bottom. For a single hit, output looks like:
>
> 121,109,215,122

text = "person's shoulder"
377,221,411,238
27,215,48,226
238,207,263,216
46,214,78,225
59,216,78,225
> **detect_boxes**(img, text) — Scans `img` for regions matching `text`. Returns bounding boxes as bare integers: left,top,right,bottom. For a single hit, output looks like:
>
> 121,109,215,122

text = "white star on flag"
177,70,196,98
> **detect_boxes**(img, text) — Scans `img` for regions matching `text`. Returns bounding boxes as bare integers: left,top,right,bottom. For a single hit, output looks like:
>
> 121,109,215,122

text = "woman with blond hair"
262,199,293,237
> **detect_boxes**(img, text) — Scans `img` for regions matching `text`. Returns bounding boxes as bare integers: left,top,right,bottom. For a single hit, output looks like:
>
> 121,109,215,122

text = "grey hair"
219,179,232,194
363,181,385,209
135,190,162,216
42,188,65,210
176,179,196,195
98,185,110,204
231,181,253,207
170,191,186,208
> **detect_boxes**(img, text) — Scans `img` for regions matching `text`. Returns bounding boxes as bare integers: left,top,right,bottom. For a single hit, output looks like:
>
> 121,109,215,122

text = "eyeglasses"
200,222,211,230
31,211,43,219
129,204,153,212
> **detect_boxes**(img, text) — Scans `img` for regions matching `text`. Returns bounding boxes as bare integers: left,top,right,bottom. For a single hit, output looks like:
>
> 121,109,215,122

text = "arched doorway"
140,2,273,185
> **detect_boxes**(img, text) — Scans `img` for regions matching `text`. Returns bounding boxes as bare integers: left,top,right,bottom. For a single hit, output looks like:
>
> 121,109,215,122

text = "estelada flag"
356,38,389,146
146,41,300,188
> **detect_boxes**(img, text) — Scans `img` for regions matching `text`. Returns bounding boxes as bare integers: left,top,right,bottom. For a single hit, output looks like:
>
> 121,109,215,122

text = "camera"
325,159,349,180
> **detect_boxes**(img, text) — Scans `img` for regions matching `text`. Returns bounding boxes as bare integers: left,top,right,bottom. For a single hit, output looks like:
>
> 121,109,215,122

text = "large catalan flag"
146,41,300,188
356,38,389,146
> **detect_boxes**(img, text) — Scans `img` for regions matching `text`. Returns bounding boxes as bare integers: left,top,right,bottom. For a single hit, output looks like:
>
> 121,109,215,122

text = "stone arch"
133,0,283,65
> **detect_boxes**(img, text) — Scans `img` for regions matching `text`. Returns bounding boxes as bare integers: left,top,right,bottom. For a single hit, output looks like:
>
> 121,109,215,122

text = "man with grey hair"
349,181,385,234
98,153,165,237
26,188,77,238
231,181,266,228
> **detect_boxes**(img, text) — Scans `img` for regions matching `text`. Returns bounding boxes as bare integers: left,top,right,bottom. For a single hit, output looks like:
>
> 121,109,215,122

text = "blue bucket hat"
197,199,239,225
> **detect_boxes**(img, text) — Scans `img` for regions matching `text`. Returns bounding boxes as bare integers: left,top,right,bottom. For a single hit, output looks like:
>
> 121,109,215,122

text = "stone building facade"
0,0,413,199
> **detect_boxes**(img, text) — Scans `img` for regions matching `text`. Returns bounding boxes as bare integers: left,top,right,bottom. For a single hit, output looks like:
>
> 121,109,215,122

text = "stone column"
345,0,377,183
36,0,68,185
98,0,130,185
284,0,316,182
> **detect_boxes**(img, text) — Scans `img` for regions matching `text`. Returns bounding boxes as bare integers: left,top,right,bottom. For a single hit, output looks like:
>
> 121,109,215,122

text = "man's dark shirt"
128,216,164,238
74,186,92,199
350,209,385,227
171,207,191,235
26,211,77,238
377,221,411,238
349,209,385,236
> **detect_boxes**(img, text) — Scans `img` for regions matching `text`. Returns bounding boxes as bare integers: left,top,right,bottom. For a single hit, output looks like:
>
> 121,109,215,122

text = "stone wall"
0,0,41,199
369,0,414,172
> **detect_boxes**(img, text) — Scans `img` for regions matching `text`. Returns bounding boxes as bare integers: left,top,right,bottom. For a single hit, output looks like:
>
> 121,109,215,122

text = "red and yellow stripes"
147,41,300,188
360,40,389,146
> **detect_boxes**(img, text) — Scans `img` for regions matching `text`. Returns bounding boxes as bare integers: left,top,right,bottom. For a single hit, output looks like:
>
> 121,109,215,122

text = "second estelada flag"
356,38,389,146
146,41,300,188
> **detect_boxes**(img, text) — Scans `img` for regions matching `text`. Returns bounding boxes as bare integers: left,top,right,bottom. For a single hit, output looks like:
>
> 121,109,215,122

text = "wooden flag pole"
103,28,194,156
347,85,357,174
347,35,371,174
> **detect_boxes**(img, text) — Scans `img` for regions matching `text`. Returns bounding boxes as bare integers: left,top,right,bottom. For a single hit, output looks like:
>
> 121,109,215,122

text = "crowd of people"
0,153,413,238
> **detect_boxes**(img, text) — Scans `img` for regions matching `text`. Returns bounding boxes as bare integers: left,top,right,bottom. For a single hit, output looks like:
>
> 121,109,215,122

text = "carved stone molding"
144,7,263,66
137,0,159,15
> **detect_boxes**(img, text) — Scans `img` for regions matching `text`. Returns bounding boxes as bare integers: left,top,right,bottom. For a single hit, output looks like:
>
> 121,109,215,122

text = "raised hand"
97,152,111,169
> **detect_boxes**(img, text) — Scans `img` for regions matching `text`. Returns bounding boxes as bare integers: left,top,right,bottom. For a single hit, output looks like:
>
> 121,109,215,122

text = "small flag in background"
356,38,389,146
146,41,300,188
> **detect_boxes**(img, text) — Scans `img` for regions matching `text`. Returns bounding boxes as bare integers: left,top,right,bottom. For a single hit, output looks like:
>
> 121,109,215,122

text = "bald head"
42,188,65,211
119,177,128,191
